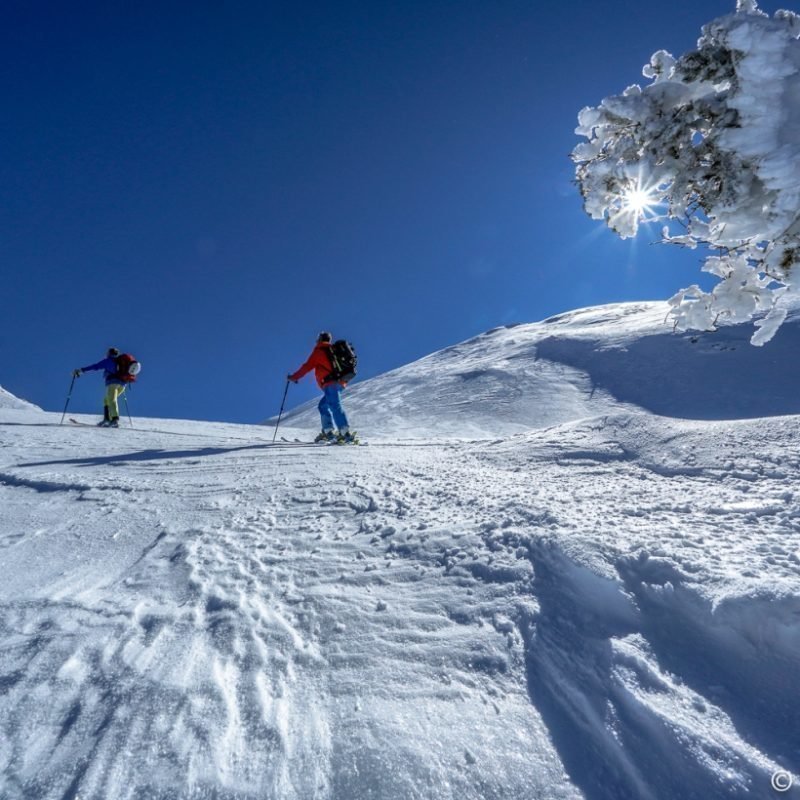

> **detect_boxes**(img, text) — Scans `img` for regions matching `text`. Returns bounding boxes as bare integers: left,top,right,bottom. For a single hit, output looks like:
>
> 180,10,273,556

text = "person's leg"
105,384,125,421
318,391,334,432
103,385,114,421
326,384,350,431
115,385,126,420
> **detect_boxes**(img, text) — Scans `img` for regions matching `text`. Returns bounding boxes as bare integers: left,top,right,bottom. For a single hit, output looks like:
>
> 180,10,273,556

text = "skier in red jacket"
289,332,354,443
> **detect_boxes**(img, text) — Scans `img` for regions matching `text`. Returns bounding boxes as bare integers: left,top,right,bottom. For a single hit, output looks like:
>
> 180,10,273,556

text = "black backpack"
328,340,357,383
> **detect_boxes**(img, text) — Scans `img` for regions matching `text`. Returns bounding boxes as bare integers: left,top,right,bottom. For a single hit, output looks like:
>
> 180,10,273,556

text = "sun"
623,186,659,217
608,178,665,236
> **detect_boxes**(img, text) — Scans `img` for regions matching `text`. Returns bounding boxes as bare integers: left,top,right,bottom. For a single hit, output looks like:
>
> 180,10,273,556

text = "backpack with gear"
327,340,357,384
115,353,141,383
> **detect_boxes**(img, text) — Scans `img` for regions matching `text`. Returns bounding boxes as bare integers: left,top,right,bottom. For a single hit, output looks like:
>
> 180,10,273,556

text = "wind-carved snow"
1,301,799,799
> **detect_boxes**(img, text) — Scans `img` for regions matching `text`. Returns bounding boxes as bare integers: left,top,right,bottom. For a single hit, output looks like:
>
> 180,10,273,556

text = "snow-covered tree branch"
572,0,800,344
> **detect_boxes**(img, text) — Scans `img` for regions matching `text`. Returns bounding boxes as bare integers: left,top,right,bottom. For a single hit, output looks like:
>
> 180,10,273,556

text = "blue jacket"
81,357,124,386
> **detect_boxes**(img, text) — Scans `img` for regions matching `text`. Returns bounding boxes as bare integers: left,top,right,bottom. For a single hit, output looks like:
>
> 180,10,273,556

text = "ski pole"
60,374,77,425
272,379,290,443
124,391,134,428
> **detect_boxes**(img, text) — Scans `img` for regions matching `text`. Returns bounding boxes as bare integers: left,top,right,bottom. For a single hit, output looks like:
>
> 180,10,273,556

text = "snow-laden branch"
572,1,800,344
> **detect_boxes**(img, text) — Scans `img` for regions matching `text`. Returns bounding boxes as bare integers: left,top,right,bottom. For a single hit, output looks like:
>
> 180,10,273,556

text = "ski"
281,435,366,446
66,423,365,443
69,418,122,429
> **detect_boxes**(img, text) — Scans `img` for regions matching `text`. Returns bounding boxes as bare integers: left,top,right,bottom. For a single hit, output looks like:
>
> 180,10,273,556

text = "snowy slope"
1,305,799,800
0,384,40,411
279,301,800,439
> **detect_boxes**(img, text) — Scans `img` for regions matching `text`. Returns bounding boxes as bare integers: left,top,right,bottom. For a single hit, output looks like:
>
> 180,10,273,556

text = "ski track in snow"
0,407,798,800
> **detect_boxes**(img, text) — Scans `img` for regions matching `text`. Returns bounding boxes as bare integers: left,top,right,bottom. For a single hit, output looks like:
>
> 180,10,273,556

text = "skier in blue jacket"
73,347,127,427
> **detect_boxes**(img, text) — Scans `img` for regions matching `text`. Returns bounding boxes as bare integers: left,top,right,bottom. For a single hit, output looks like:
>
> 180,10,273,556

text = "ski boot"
314,429,337,444
337,430,358,445
109,418,120,428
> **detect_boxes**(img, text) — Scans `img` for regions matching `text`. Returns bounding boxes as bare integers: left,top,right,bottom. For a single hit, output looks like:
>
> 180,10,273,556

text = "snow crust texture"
1,303,799,799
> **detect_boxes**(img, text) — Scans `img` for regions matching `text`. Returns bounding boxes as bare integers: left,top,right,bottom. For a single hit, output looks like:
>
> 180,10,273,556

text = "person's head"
317,331,332,343
107,347,120,358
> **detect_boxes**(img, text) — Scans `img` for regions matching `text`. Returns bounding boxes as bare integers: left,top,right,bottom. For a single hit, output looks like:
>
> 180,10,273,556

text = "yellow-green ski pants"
104,384,126,420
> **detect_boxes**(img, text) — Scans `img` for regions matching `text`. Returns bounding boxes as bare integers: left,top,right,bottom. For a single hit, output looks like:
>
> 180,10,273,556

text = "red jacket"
290,342,338,389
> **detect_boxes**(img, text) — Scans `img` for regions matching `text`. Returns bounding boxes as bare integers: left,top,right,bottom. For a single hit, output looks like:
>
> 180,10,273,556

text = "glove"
287,374,298,384
73,369,82,378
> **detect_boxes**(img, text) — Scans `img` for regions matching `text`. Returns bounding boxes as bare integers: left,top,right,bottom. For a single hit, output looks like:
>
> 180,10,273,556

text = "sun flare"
623,186,658,217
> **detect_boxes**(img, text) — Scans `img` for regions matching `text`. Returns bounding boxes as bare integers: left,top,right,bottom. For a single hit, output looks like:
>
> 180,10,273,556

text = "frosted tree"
572,0,800,344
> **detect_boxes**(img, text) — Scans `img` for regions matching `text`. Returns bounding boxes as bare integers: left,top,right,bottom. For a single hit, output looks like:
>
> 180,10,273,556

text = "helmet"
317,331,332,343
107,347,120,357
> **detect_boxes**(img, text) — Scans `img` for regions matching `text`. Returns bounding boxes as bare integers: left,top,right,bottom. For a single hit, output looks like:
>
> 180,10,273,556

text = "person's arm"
76,357,114,375
288,350,316,382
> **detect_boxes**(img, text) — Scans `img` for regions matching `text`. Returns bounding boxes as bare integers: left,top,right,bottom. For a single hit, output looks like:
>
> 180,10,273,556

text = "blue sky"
2,0,743,423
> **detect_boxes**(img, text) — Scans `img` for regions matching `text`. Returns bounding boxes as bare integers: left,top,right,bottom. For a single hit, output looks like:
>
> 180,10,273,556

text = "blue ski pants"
318,383,349,432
